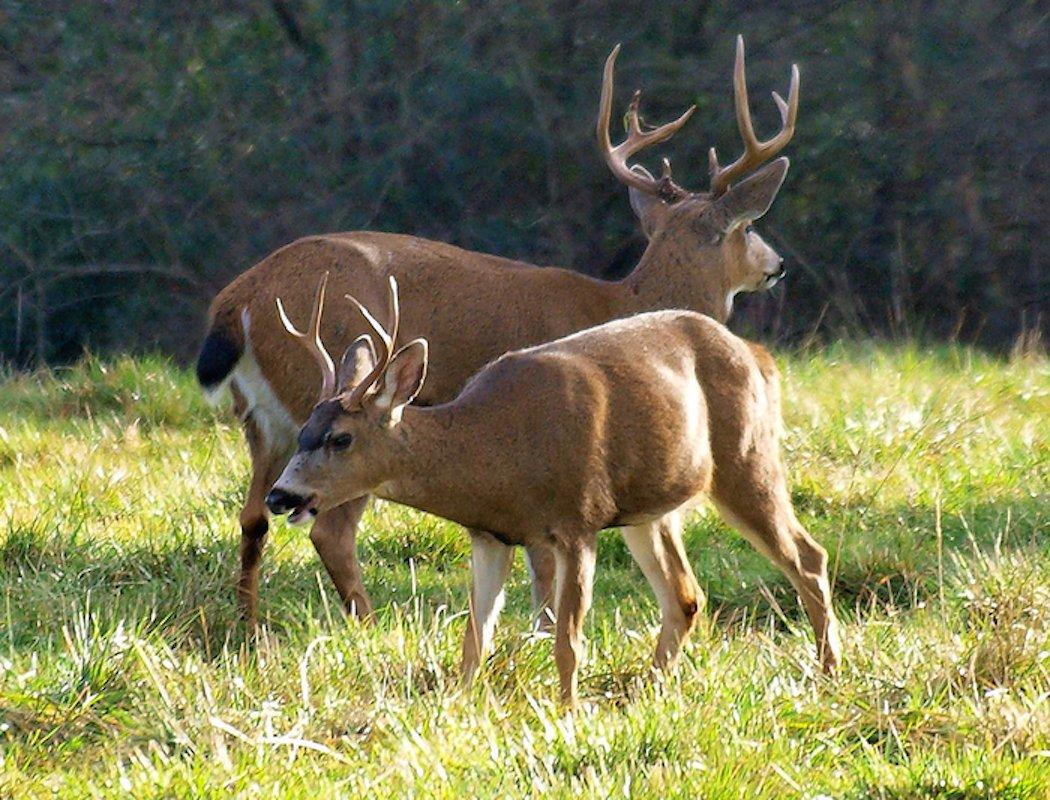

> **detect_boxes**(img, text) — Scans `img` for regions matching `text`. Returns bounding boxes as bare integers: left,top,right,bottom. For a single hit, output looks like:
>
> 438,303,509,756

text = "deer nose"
265,487,305,515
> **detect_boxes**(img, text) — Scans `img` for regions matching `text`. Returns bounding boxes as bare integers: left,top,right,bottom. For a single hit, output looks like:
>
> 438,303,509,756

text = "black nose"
775,261,787,279
265,487,305,515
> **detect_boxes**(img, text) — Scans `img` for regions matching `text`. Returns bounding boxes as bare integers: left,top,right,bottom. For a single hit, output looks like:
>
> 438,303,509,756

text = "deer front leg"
309,495,375,622
552,535,597,707
461,531,515,684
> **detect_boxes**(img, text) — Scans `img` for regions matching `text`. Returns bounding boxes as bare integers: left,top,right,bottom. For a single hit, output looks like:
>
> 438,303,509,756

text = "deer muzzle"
265,487,318,525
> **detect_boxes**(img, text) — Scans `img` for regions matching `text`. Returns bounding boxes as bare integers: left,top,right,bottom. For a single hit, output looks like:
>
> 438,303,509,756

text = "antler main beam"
597,44,696,203
276,272,337,400
708,35,799,197
342,275,400,407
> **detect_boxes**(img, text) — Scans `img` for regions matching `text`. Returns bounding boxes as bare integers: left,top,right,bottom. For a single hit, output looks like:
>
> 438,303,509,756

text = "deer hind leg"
712,468,842,673
524,544,557,631
621,510,703,669
552,534,598,707
237,463,273,622
309,495,375,622
460,531,515,685
236,411,288,623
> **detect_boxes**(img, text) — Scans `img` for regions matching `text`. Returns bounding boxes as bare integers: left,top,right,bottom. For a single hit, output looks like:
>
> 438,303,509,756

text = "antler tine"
276,272,337,400
345,291,391,355
342,276,401,407
597,44,696,203
709,35,800,197
385,275,400,364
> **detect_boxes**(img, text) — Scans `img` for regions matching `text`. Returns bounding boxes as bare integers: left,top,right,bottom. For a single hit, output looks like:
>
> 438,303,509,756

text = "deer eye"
327,432,354,450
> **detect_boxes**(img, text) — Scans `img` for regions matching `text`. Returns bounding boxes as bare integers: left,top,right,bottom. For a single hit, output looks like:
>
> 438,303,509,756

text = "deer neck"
374,404,501,530
615,238,733,324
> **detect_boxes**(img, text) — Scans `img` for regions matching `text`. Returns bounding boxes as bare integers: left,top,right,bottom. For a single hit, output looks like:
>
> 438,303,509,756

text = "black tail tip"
196,330,240,389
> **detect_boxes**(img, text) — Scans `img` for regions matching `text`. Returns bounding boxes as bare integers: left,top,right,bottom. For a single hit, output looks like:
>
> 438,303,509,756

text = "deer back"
210,231,622,423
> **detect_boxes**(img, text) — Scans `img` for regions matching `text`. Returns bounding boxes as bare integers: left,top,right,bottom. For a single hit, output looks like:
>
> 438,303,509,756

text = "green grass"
1,344,1047,798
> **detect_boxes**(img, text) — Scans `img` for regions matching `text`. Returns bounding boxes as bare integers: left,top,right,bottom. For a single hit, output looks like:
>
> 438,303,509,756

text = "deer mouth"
287,495,319,526
762,264,786,288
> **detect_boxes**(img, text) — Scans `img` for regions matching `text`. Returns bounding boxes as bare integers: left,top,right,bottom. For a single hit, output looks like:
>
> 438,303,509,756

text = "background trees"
1,1,1045,366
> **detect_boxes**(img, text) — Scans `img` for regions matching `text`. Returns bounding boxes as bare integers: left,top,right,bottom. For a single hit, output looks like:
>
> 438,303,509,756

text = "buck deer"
197,36,801,624
265,278,842,705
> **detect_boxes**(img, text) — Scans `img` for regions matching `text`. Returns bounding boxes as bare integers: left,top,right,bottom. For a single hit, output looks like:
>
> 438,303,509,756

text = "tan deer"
197,36,800,623
265,278,842,705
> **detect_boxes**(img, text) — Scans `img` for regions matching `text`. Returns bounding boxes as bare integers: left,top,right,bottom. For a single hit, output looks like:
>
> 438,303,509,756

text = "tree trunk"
33,273,47,367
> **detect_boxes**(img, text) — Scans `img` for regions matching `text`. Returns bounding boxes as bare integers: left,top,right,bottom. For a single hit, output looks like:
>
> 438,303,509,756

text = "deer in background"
265,278,842,705
197,36,801,624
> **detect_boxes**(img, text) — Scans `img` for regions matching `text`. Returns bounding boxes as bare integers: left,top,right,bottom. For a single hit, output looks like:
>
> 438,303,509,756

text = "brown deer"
265,278,842,705
197,36,800,623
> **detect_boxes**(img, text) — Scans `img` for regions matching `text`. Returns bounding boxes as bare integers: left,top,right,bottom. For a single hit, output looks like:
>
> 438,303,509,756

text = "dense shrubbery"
1,2,1045,365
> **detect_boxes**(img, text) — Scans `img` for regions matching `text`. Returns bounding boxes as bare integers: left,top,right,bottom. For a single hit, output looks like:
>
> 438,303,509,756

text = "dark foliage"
1,1,1045,365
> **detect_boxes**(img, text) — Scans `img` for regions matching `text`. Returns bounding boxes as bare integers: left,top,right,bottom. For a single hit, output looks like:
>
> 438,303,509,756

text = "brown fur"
210,220,783,419
270,310,842,704
205,39,796,622
210,198,787,620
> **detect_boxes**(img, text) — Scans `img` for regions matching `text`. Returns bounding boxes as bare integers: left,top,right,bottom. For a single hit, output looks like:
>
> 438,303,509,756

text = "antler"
708,35,799,197
597,44,697,203
276,272,337,400
342,275,400,408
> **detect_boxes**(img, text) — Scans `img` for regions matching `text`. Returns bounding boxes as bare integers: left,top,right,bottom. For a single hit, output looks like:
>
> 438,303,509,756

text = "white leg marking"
621,520,675,615
469,534,514,657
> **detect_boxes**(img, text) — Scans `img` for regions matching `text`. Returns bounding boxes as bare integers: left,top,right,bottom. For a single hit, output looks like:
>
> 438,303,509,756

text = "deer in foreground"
197,36,801,624
265,278,842,705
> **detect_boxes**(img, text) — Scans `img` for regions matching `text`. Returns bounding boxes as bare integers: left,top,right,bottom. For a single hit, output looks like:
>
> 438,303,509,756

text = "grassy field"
0,344,1047,798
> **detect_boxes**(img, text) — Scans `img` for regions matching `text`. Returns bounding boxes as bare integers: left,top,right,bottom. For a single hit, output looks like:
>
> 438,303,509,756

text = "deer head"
599,36,798,304
266,276,428,524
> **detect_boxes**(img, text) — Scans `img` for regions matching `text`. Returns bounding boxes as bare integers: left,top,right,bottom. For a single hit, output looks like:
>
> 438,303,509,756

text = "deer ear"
627,165,671,239
713,155,789,230
713,157,789,230
336,335,377,394
372,338,428,425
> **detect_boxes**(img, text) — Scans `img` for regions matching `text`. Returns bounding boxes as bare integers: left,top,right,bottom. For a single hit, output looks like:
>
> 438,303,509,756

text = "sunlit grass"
1,345,1047,797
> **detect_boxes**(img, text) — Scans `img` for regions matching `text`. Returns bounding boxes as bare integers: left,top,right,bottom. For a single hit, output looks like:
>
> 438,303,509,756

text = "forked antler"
597,36,799,202
708,35,799,197
276,274,402,406
597,44,697,203
276,272,337,400
342,276,400,408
